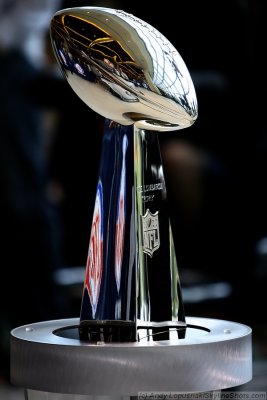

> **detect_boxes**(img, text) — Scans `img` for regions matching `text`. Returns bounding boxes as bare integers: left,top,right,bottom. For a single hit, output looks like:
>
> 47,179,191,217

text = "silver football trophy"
10,7,252,399
50,6,198,342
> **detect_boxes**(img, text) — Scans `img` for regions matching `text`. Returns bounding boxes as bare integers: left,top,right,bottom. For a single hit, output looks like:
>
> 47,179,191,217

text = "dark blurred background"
0,0,266,394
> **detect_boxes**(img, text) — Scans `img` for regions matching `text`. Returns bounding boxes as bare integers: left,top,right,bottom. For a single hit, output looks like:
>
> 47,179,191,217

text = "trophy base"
78,320,189,342
10,317,252,397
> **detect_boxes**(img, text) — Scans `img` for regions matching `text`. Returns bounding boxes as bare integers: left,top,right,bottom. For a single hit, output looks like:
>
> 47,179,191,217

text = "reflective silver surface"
134,127,185,333
11,317,252,395
50,7,197,131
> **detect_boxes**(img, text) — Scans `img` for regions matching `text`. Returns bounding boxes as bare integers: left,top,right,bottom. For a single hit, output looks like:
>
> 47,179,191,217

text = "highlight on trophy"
50,7,198,342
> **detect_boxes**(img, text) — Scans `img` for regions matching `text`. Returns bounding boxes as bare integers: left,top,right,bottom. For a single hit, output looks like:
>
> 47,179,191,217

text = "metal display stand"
10,317,252,399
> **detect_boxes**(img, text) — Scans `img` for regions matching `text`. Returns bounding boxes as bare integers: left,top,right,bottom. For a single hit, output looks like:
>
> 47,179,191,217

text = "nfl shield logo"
142,209,160,257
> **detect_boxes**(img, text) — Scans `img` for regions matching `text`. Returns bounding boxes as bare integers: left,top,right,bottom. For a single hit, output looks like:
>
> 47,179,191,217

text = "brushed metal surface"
10,317,252,395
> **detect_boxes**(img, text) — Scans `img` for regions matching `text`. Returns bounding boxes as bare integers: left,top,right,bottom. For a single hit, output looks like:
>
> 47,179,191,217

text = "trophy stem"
79,121,185,342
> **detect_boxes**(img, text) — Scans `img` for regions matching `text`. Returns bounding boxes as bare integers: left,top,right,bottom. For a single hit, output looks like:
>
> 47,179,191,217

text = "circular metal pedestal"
10,317,252,398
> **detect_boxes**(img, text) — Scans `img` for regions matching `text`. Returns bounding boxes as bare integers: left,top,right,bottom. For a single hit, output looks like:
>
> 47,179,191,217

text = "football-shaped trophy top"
50,7,197,131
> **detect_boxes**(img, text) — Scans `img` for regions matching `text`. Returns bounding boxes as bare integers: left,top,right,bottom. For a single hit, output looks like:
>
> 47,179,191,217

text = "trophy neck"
79,122,185,342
